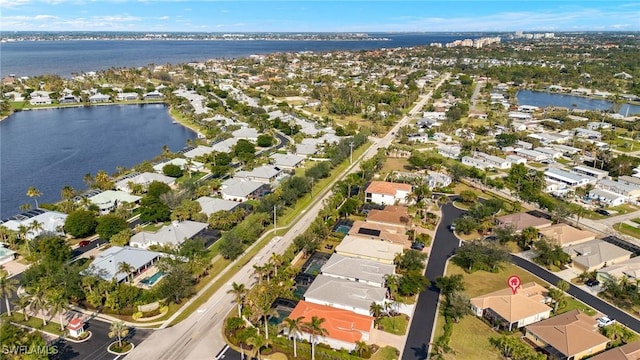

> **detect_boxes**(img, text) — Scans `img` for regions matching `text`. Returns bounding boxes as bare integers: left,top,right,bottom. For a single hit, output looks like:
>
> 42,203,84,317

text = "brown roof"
539,224,597,247
589,341,640,360
365,181,412,196
288,301,374,344
526,310,610,357
348,220,409,245
470,282,551,323
496,212,552,232
366,206,411,227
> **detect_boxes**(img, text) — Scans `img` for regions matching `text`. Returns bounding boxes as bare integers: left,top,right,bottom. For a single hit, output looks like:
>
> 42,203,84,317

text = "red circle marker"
507,275,522,294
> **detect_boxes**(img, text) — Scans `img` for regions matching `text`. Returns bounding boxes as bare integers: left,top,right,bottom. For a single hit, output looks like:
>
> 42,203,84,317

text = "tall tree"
280,316,304,358
47,290,69,331
0,270,19,317
108,321,129,348
304,316,329,360
26,186,42,208
117,262,135,283
227,282,247,317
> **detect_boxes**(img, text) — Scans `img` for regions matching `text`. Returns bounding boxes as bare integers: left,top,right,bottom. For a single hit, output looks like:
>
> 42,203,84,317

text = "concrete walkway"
369,328,405,352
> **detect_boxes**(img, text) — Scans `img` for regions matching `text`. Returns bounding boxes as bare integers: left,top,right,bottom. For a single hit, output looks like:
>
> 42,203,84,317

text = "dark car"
586,279,600,287
411,242,425,251
596,209,610,216
78,240,91,247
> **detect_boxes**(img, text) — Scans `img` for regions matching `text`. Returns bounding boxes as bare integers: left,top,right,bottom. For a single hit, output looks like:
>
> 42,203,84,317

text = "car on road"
78,240,91,247
586,279,600,287
597,316,615,327
448,224,456,232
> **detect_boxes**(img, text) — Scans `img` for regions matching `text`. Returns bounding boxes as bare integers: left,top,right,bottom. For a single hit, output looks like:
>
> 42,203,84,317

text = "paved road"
126,74,451,360
511,255,640,333
402,201,463,360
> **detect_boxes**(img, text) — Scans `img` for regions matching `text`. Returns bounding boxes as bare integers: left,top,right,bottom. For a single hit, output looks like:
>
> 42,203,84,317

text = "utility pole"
349,142,354,164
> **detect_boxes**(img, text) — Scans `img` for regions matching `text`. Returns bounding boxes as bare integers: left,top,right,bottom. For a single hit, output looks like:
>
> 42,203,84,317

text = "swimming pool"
141,272,165,286
335,224,351,235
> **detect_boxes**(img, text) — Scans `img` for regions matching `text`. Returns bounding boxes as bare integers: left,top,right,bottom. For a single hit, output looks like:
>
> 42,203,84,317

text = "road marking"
215,345,230,360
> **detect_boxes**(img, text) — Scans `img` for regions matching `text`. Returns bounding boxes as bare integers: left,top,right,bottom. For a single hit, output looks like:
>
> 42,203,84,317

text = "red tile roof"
288,301,374,344
365,181,412,196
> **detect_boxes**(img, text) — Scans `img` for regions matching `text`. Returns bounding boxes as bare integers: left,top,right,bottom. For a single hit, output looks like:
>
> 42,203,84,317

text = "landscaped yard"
2,313,65,336
433,314,503,360
378,315,409,336
607,203,639,215
370,346,400,360
381,157,411,173
614,223,640,239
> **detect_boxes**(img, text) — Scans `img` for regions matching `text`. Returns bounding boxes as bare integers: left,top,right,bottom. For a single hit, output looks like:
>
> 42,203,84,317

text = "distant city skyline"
1,1,639,33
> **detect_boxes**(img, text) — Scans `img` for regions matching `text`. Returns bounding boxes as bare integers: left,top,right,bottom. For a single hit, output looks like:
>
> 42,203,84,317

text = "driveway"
401,201,464,360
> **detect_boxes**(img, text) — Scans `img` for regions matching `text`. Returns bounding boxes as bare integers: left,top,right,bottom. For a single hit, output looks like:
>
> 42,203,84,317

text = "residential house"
462,156,489,170
563,239,632,272
437,145,462,159
287,301,374,352
533,147,563,160
116,172,175,193
235,165,285,184
232,127,260,142
589,188,628,207
495,212,552,232
2,210,68,240
539,224,597,247
184,145,215,159
88,190,142,214
476,153,512,169
210,138,239,153
116,92,139,101
426,172,452,189
219,178,269,202
524,310,609,360
364,181,413,206
598,179,640,201
130,220,208,249
544,168,594,188
153,158,204,174
0,246,17,266
195,196,240,216
348,221,409,245
29,91,52,105
506,154,528,165
303,275,387,316
84,246,164,283
515,149,548,162
88,93,110,103
516,140,534,150
143,90,164,100
365,206,411,229
589,341,640,360
320,254,395,288
597,257,640,284
573,166,609,180
335,236,403,265
470,282,552,331
270,153,305,170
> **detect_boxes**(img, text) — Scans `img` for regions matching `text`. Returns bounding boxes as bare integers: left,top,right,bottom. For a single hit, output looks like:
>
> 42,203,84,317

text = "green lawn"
445,263,548,297
614,223,640,239
631,218,640,225
2,313,65,336
562,297,597,316
370,346,400,360
378,315,409,336
607,203,639,215
433,314,503,360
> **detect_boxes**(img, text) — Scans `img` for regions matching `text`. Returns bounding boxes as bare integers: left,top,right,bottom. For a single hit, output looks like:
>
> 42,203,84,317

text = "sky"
1,1,640,33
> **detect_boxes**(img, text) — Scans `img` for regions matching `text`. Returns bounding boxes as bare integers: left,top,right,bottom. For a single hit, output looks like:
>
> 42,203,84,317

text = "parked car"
411,242,425,250
78,240,91,247
596,209,611,216
597,316,615,327
586,279,600,287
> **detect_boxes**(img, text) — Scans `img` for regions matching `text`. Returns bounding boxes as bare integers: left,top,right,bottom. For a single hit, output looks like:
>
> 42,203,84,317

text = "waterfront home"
538,224,596,247
195,196,240,216
348,220,409,245
184,145,215,159
153,158,204,174
563,239,632,272
88,93,110,103
143,90,164,100
116,92,139,101
320,254,395,288
83,246,164,283
303,275,387,316
269,153,305,170
470,282,551,331
2,210,67,240
364,181,412,206
29,91,52,105
335,236,403,265
129,220,208,249
88,190,142,214
59,95,79,104
287,301,374,352
234,165,285,184
524,310,609,360
116,172,176,193
219,178,269,202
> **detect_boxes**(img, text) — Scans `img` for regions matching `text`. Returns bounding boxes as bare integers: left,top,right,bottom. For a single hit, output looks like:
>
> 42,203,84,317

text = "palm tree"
246,332,270,360
254,304,278,340
108,321,130,348
117,262,136,283
60,185,76,201
436,195,451,209
28,220,43,238
0,270,19,317
28,286,49,326
15,294,31,321
26,186,42,208
304,316,328,360
47,290,69,331
557,280,570,294
369,302,384,328
280,316,304,358
355,341,369,357
227,282,247,318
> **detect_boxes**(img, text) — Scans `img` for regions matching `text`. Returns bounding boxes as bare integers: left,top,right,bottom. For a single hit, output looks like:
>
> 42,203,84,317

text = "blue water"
517,90,640,115
0,33,497,77
141,272,166,286
0,105,196,218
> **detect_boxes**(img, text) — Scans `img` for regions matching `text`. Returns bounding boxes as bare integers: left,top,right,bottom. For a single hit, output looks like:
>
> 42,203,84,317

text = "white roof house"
184,145,215,159
153,158,204,173
597,179,640,199
437,145,461,159
304,275,387,316
573,166,609,180
544,168,594,188
270,153,305,170
533,147,563,159
88,93,110,103
88,190,142,214
232,127,260,142
335,236,404,265
211,138,239,153
320,254,395,288
220,178,267,202
84,246,164,283
2,210,68,240
234,165,284,184
514,149,548,162
116,172,175,193
588,188,628,207
462,156,488,170
129,220,208,249
196,196,240,216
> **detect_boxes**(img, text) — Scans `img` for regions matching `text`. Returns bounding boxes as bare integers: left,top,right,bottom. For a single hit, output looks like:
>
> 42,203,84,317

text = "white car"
597,316,615,327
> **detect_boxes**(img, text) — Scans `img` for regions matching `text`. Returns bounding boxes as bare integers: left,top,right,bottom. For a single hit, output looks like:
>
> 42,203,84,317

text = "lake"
517,90,640,115
0,104,196,219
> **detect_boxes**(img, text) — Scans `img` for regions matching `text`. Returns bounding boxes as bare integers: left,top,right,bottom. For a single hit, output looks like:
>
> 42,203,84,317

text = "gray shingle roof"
304,275,387,312
320,254,395,285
